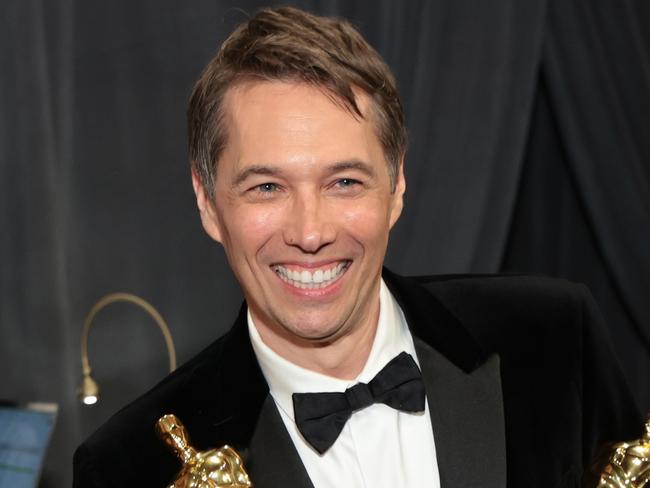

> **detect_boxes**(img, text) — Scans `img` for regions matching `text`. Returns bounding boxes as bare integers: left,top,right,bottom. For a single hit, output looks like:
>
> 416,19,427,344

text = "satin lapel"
179,304,268,450
182,305,313,487
382,268,487,373
383,269,507,488
415,338,506,488
247,396,314,488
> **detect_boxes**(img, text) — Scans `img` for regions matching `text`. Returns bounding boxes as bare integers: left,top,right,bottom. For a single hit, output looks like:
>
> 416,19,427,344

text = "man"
73,7,641,487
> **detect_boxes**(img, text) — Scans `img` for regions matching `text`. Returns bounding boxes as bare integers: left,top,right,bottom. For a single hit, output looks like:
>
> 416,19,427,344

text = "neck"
252,296,380,380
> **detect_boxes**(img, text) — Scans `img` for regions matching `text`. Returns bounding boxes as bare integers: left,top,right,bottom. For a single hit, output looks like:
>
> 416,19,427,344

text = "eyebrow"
232,165,282,187
326,160,376,178
232,159,377,187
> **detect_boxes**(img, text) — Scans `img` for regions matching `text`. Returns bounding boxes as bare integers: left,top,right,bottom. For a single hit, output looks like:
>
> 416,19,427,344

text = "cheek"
338,200,391,245
226,205,282,251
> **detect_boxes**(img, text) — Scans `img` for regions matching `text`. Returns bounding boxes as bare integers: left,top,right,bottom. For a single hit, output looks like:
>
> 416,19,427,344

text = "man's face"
194,81,405,347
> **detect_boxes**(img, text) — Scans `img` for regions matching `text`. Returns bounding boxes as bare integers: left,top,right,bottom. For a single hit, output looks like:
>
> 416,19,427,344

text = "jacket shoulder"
415,272,586,303
73,325,236,487
411,273,641,475
417,273,588,328
408,273,596,365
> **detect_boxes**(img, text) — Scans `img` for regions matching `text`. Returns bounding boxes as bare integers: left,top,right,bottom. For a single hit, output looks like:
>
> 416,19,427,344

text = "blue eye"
337,178,360,187
258,183,277,192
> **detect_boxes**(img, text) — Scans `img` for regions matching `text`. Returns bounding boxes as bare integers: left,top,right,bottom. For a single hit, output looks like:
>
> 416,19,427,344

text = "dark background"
1,0,648,486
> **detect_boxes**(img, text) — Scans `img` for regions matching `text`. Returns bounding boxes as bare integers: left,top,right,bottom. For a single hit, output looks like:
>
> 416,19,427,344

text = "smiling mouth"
272,261,351,289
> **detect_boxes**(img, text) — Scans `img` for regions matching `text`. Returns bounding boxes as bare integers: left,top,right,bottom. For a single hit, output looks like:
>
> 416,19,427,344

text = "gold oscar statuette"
597,414,650,488
156,414,252,488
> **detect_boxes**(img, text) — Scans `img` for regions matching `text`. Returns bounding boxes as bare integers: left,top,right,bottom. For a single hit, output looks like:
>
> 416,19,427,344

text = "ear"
389,155,406,229
191,169,223,243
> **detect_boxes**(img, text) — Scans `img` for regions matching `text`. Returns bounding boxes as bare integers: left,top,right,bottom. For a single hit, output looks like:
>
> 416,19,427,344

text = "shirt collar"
248,278,416,421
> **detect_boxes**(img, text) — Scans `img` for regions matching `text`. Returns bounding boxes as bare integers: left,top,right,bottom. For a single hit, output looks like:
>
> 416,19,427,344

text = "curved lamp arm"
79,292,177,405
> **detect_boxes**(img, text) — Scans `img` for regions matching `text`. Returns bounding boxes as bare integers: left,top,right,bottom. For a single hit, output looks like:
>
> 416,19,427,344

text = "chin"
281,319,349,344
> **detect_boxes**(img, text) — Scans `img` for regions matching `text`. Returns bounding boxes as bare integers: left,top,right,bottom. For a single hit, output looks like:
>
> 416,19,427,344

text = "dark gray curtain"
1,1,648,486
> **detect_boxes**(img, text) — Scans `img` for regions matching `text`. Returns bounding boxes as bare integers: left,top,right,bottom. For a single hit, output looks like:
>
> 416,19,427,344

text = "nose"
283,191,336,253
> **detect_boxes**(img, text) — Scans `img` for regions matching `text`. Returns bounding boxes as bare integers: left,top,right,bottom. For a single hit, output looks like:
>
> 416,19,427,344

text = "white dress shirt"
248,279,440,488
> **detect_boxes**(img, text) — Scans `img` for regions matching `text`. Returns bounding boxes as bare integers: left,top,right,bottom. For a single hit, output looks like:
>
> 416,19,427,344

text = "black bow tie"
292,352,425,454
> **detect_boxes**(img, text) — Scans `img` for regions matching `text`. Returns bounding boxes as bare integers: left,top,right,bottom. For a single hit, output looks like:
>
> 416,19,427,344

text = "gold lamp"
78,292,177,405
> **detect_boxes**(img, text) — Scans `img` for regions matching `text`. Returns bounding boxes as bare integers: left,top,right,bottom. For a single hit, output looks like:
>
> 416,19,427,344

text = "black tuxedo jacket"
73,270,641,487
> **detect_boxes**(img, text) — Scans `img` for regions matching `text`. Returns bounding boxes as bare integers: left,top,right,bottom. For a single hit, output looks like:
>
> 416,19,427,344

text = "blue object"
0,405,57,488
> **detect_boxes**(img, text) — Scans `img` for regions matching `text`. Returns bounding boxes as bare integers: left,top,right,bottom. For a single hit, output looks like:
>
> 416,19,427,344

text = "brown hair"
188,6,407,198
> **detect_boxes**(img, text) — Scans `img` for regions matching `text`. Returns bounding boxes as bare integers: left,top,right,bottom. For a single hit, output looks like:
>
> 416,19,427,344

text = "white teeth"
273,262,349,288
313,270,323,283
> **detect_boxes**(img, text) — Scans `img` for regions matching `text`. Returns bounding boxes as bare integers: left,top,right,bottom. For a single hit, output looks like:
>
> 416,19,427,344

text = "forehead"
219,81,382,171
224,80,372,126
